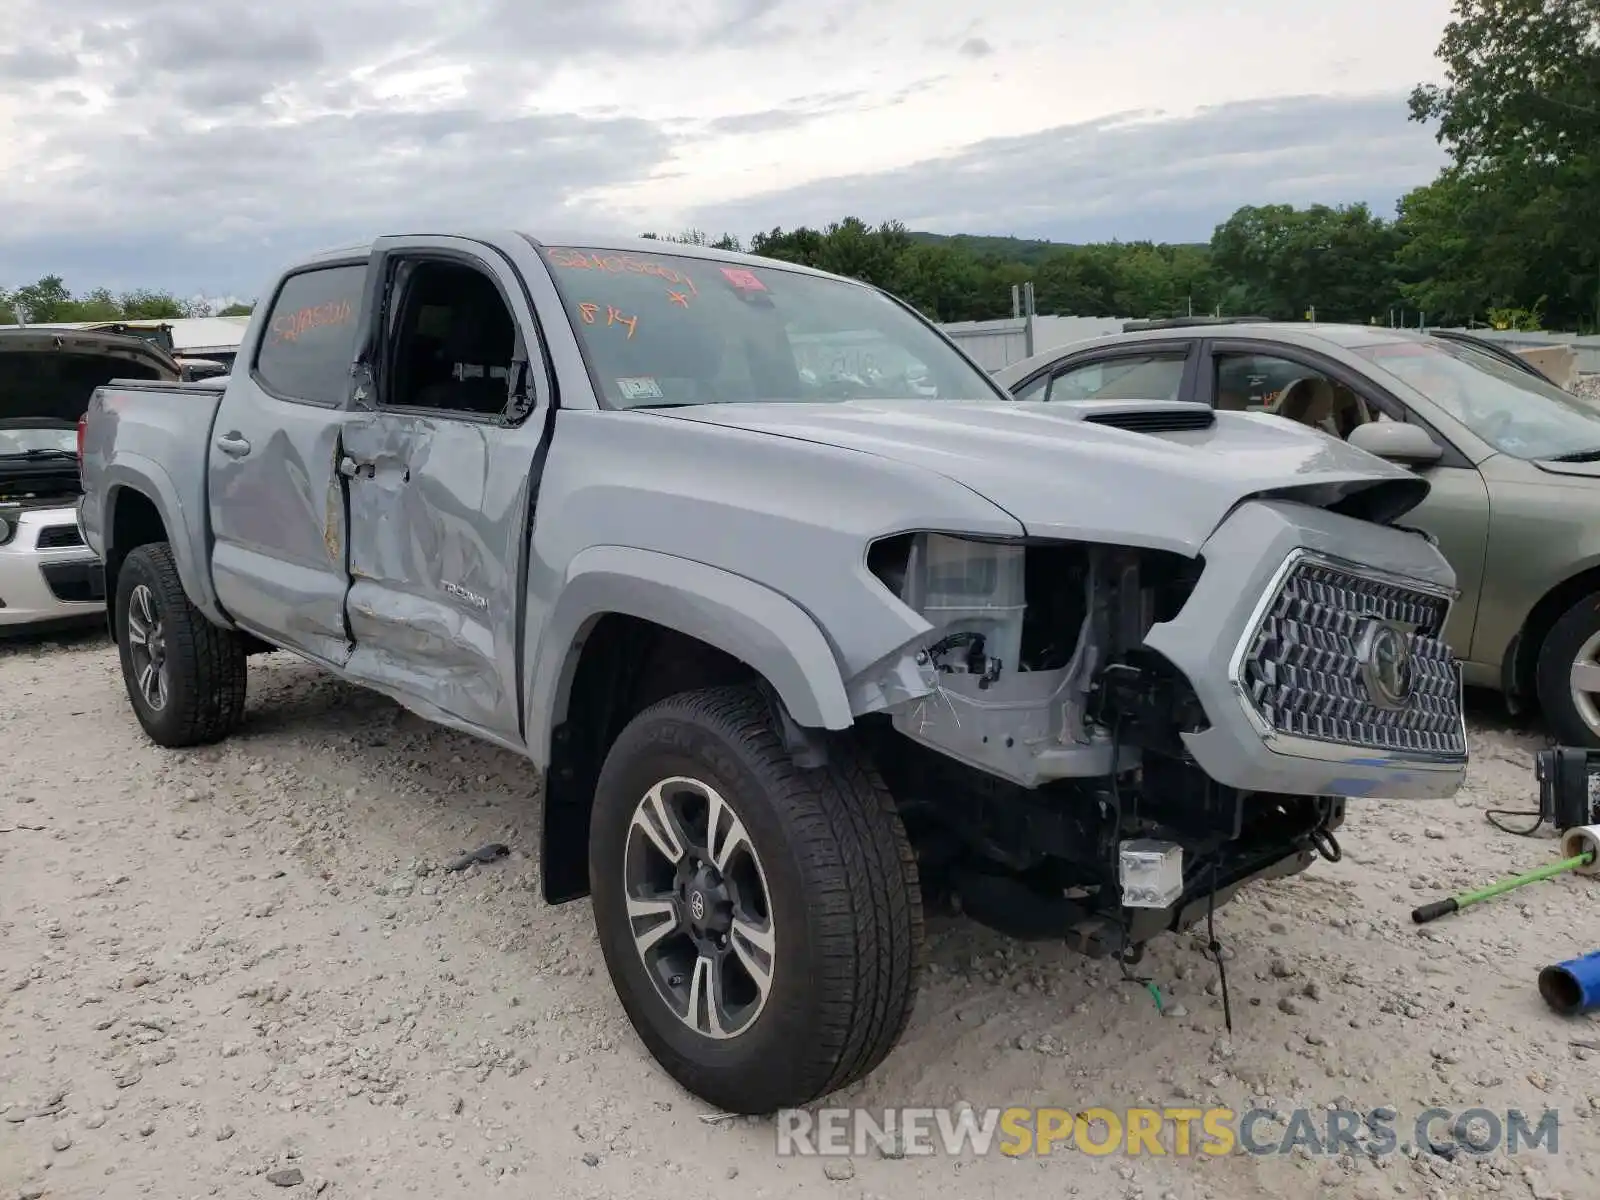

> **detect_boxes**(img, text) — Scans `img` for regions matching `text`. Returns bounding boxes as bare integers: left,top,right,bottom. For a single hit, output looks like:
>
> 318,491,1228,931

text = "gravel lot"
2,632,1597,1200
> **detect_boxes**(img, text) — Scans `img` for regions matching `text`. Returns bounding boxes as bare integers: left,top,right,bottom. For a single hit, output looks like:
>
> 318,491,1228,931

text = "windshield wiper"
1547,448,1600,463
0,448,76,461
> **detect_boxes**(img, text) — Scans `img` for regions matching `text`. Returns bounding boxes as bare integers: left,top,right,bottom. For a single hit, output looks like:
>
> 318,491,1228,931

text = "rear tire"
589,684,923,1114
1536,591,1600,749
114,542,248,748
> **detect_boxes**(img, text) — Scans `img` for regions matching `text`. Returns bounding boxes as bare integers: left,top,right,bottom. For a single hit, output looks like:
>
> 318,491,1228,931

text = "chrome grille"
1237,556,1464,757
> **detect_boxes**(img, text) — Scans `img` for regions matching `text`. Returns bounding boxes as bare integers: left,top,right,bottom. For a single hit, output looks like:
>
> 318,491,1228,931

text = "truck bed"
78,377,227,618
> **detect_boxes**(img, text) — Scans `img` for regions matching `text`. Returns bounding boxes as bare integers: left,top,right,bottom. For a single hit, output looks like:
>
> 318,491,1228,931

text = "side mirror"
1348,421,1443,465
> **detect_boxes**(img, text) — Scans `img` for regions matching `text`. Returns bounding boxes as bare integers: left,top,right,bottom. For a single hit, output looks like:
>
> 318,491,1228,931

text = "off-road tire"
114,542,248,748
589,683,923,1114
1536,592,1600,749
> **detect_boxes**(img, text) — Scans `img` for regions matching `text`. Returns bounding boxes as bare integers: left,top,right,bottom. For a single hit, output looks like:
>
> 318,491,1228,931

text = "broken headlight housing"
893,532,1027,677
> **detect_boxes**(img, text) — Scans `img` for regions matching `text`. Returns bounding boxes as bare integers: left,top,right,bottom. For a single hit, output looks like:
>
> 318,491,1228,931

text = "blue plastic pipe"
1538,948,1600,1016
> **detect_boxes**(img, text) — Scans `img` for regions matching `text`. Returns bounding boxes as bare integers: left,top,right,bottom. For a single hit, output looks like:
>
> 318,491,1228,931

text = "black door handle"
338,456,374,479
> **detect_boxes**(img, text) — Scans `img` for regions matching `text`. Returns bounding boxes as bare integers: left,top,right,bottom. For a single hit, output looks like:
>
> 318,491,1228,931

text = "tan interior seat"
1273,377,1337,428
1271,376,1374,439
1327,382,1371,437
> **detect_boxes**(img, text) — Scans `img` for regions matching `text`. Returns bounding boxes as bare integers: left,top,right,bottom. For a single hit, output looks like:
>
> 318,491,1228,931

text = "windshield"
538,245,1002,409
0,422,76,457
1352,339,1600,460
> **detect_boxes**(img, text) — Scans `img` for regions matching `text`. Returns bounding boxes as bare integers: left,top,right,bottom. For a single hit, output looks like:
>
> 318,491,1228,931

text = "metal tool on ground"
444,842,510,872
1412,825,1600,924
1539,948,1600,1017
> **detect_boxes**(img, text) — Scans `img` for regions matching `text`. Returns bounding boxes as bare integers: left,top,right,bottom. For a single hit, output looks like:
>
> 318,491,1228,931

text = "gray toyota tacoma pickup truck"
78,231,1467,1114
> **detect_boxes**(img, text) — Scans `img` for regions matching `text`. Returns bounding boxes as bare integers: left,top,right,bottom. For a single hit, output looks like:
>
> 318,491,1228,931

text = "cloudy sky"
0,0,1455,300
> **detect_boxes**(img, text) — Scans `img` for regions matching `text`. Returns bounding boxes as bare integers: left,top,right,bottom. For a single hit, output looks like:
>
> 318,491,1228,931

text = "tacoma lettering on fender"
76,232,1467,1115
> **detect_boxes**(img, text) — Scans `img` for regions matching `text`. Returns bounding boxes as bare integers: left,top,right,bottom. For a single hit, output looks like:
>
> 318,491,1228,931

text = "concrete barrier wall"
1510,344,1579,388
940,315,1128,371
1438,328,1600,375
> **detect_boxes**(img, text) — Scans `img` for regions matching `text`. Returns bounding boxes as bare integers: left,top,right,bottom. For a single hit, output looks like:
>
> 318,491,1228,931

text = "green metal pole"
1413,852,1594,924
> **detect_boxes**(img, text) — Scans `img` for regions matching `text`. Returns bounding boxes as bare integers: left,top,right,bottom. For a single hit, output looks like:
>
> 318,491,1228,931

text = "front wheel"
1536,592,1600,749
114,542,248,748
589,684,923,1114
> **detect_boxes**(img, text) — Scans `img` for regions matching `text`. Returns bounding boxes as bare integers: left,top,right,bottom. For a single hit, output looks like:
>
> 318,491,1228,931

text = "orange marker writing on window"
578,302,598,324
607,306,638,339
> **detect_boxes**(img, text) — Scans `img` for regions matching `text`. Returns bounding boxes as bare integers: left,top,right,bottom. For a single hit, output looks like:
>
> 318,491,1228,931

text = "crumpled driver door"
336,238,544,750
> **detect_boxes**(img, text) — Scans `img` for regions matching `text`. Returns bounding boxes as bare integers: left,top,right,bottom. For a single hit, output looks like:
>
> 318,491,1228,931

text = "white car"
1,328,180,633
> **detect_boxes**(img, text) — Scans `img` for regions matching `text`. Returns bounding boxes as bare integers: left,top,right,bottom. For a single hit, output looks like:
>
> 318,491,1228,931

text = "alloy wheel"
622,776,776,1039
1569,629,1600,740
125,583,169,712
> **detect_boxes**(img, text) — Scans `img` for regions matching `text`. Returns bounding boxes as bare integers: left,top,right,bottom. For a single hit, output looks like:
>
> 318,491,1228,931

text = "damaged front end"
848,499,1466,955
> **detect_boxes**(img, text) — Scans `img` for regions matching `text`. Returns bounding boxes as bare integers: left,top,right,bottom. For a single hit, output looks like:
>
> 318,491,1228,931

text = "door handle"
215,433,251,457
339,455,375,479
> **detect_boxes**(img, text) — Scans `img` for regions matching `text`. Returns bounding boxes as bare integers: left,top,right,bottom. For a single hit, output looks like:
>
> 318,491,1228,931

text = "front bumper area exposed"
0,504,106,630
1144,498,1466,800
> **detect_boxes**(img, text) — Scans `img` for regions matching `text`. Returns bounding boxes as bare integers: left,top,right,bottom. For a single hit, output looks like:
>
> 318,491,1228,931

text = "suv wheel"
1536,592,1600,749
114,542,248,748
589,684,923,1114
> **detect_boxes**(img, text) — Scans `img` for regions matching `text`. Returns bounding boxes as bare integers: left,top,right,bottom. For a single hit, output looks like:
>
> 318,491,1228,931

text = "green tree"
1209,203,1402,322
117,288,187,319
9,275,75,322
640,228,743,250
1409,0,1600,327
1410,0,1600,170
1392,166,1545,323
0,275,215,323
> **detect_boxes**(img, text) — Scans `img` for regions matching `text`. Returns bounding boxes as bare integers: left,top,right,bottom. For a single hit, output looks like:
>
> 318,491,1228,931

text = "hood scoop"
1072,400,1216,433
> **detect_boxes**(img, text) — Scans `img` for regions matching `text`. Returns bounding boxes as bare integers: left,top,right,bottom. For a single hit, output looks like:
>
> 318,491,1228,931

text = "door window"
253,264,366,405
382,259,518,418
1047,353,1186,402
1213,352,1388,438
1011,373,1049,402
1214,353,1308,411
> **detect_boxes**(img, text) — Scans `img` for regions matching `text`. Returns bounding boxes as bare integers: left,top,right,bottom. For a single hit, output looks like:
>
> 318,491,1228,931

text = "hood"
1534,457,1600,481
650,399,1430,555
0,327,180,425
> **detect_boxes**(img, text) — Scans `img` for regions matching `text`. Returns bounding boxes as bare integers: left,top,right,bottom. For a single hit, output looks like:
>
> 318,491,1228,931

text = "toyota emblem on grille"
1356,618,1415,710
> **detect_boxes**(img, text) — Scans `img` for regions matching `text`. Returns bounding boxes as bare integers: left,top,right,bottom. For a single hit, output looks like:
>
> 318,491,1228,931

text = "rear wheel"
114,543,248,747
589,684,923,1114
1535,592,1600,749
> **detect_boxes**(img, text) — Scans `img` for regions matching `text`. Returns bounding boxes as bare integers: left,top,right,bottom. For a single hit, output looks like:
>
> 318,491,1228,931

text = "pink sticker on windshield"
720,267,767,292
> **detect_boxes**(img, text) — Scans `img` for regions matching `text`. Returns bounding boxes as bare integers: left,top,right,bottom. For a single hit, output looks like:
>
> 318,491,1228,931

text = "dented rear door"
208,256,373,666
338,236,550,746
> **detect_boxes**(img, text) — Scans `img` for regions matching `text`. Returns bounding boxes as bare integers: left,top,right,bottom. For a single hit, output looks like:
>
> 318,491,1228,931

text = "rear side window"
254,264,366,404
1048,352,1186,402
1011,373,1049,401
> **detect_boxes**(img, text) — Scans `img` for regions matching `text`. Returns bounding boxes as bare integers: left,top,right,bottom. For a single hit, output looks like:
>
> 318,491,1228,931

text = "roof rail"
1121,315,1274,332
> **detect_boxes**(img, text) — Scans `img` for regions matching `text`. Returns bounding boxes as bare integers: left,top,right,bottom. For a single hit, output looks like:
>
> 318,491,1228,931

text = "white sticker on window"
617,377,664,400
